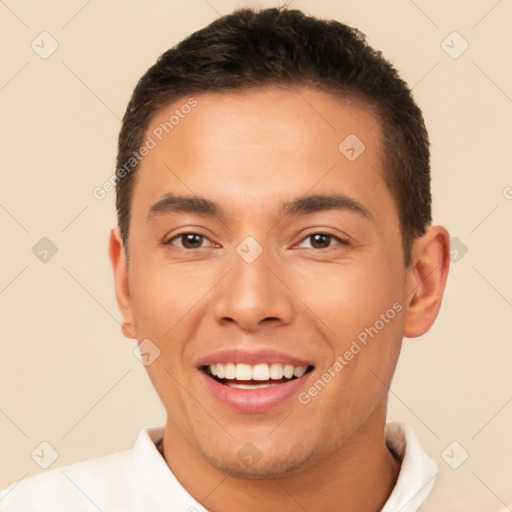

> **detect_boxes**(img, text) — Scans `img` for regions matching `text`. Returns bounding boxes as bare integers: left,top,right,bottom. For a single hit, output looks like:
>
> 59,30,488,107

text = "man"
0,7,450,511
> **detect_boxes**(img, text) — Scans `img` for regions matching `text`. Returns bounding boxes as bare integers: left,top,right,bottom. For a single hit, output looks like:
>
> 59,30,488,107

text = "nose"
212,250,295,332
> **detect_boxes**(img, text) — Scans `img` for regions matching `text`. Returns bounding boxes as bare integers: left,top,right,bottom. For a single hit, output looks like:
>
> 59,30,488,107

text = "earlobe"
109,228,136,339
403,226,450,338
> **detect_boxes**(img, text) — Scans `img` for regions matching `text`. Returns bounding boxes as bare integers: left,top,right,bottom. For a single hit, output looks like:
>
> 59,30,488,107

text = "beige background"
0,0,511,510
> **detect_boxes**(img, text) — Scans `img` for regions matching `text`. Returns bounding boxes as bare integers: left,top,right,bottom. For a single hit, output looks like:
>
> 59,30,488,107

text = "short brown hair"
116,7,431,266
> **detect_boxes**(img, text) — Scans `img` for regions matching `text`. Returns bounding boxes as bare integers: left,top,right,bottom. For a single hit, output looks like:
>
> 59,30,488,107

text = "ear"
403,225,450,338
109,227,136,339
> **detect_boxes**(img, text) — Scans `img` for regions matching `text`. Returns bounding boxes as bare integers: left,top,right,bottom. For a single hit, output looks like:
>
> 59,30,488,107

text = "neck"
160,404,401,512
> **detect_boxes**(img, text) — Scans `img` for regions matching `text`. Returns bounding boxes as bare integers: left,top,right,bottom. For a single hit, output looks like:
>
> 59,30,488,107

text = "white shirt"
0,422,438,512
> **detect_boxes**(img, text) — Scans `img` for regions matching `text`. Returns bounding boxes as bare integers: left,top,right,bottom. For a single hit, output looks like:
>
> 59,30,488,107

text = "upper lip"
195,348,314,368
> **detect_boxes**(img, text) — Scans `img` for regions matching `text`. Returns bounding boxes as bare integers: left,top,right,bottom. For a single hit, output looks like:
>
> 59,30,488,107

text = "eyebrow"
147,192,371,221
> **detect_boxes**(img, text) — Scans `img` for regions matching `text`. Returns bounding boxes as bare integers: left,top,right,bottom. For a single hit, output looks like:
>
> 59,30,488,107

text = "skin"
110,86,450,511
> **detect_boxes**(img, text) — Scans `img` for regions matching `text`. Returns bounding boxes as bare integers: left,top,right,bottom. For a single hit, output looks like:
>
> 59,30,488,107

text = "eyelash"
164,232,350,250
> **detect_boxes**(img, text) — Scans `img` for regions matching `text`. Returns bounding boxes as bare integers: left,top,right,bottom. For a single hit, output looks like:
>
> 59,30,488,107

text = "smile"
197,353,315,413
205,362,311,389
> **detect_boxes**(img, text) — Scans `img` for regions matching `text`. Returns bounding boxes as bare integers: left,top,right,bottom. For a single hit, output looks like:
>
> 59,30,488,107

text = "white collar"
382,422,439,511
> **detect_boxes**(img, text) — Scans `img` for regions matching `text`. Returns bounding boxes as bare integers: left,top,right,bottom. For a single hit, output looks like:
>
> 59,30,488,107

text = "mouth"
201,363,315,389
195,348,316,413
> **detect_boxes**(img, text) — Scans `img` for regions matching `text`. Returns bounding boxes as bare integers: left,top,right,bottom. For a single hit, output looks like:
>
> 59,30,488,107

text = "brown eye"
309,234,331,249
297,233,348,250
166,232,211,249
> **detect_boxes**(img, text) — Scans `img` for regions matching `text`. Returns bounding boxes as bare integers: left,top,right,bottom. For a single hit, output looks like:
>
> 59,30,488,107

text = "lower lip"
199,370,312,413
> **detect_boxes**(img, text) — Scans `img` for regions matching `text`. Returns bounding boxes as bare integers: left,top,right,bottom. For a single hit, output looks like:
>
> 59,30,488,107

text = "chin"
197,443,316,479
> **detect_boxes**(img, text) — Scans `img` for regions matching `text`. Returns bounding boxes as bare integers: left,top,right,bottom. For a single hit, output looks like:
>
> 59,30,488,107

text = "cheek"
128,271,174,338
127,252,212,337
298,261,405,418
293,258,402,343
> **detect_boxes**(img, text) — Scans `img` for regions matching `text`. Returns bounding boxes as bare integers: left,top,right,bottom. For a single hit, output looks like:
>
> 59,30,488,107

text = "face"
116,87,412,477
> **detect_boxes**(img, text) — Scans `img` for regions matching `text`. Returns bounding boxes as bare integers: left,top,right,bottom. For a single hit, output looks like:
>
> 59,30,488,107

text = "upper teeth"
208,363,308,381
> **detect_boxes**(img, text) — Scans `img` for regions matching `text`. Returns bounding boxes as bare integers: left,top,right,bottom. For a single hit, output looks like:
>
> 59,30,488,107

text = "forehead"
133,86,394,221
147,86,380,159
